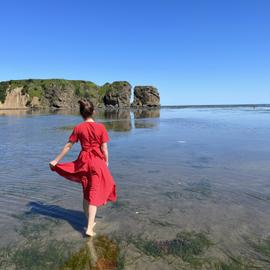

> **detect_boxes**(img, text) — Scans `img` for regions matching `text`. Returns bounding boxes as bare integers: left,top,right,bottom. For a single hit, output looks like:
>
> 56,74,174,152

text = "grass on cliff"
73,80,99,99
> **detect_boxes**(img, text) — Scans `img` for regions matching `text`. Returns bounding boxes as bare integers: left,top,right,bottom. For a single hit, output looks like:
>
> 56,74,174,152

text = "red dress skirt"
51,121,117,207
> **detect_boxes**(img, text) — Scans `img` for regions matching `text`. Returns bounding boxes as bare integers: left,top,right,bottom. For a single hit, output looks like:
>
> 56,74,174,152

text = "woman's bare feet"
84,222,96,230
85,222,96,237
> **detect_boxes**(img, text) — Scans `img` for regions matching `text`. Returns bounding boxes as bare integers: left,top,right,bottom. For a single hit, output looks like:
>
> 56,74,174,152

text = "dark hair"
78,99,94,119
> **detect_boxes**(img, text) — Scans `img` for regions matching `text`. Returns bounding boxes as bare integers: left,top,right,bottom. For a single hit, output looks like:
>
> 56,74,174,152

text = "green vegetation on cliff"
0,79,103,108
0,81,9,103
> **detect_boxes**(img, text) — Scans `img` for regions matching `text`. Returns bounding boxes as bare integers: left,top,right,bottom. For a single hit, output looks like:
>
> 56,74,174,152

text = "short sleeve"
101,124,109,143
68,126,79,143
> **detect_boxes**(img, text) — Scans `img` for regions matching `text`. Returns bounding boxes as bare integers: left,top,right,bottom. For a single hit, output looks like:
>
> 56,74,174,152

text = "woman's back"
69,122,109,149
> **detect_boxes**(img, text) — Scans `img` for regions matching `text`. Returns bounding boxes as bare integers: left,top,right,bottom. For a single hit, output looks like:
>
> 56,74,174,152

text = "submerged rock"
132,86,160,107
103,81,131,108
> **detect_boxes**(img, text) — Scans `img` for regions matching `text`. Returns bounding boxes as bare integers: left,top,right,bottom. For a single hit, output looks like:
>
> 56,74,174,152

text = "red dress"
51,121,117,207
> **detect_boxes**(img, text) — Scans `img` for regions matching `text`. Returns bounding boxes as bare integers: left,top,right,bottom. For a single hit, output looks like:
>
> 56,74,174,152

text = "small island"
0,79,160,110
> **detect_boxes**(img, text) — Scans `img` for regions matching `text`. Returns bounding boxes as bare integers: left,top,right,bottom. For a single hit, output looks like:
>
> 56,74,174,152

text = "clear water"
0,107,270,269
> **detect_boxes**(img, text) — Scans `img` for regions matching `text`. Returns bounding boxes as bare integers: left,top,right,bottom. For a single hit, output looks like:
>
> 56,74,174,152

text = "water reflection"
101,109,160,132
0,109,32,117
102,110,132,132
0,108,161,132
134,109,160,129
56,109,161,132
133,109,160,119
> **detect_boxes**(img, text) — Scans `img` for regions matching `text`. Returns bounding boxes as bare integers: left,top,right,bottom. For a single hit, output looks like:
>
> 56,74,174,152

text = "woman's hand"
49,160,58,170
49,142,73,171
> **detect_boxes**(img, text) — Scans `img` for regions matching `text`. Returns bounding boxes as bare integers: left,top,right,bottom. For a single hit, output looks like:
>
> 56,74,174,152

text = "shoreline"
0,103,270,111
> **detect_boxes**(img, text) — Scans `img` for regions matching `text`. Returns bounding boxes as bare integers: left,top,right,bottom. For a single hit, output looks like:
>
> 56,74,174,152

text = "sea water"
0,107,270,269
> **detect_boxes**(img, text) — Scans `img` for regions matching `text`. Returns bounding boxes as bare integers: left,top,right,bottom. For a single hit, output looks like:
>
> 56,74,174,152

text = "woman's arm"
100,142,109,166
49,142,74,168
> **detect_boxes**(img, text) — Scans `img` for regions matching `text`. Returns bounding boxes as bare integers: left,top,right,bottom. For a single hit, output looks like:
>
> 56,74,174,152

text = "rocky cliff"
0,79,160,109
102,81,131,108
132,86,160,107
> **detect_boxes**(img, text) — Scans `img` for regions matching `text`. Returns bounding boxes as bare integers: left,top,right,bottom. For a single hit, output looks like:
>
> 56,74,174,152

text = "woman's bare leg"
83,198,96,229
83,198,89,219
86,204,97,236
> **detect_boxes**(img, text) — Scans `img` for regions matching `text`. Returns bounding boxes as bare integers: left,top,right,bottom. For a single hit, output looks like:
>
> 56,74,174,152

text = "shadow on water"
26,202,87,235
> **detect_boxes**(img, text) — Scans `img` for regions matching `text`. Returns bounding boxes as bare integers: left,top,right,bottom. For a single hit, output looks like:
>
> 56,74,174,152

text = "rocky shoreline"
0,79,160,110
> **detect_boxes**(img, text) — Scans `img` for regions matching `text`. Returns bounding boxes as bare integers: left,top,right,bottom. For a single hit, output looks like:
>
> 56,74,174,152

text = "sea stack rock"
103,81,131,108
132,86,160,107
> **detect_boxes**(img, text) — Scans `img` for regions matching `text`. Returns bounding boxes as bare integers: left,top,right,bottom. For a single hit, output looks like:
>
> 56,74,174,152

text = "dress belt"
81,147,104,160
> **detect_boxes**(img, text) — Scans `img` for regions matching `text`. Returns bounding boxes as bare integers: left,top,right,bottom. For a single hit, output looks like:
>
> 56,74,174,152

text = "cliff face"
0,79,160,109
0,87,29,109
0,79,102,110
103,81,131,108
132,86,160,107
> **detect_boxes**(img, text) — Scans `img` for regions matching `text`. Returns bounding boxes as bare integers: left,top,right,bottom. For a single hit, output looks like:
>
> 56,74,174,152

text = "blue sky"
0,0,269,105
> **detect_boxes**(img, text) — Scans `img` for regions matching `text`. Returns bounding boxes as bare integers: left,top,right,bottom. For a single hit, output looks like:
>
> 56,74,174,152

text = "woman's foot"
84,222,96,230
85,222,96,237
86,230,96,237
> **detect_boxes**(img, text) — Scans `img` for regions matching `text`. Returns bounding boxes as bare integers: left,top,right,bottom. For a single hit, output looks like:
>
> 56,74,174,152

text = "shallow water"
1,107,270,269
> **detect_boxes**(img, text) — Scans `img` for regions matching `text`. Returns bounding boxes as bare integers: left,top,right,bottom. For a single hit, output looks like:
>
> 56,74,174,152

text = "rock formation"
0,79,160,109
0,87,29,109
103,81,131,108
132,86,160,107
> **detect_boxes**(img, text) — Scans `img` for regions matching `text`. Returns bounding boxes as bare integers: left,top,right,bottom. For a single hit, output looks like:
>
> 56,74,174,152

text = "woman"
49,100,117,237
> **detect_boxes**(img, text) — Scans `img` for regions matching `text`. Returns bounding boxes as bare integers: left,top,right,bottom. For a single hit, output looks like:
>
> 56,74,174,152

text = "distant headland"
0,79,160,110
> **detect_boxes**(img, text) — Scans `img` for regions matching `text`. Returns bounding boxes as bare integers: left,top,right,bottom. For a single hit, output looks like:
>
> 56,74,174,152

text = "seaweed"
184,179,212,197
250,236,270,259
163,191,183,200
16,218,60,240
60,235,121,270
212,258,247,270
0,233,122,270
130,231,211,261
12,240,70,270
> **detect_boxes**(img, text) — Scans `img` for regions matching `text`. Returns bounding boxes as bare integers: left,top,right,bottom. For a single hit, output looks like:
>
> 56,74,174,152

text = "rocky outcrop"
0,87,29,109
103,81,131,108
132,86,160,107
0,79,103,110
0,79,160,109
41,81,78,109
